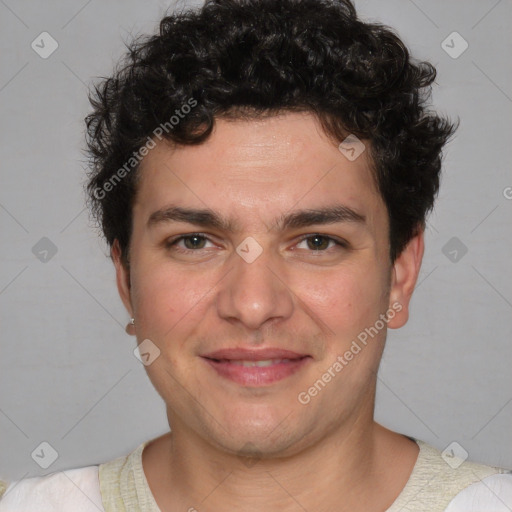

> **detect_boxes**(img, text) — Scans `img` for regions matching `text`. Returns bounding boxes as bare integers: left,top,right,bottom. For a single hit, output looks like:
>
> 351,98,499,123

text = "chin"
205,412,307,457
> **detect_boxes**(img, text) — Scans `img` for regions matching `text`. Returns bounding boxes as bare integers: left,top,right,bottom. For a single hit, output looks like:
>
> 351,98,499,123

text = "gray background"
0,0,511,481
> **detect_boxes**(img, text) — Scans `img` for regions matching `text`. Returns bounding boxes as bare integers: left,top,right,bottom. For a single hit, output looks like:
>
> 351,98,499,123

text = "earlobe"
112,240,134,328
387,229,425,329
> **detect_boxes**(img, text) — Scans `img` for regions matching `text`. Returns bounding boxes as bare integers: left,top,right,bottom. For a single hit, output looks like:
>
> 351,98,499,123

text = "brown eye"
306,235,331,250
181,234,207,250
166,233,212,251
296,234,346,251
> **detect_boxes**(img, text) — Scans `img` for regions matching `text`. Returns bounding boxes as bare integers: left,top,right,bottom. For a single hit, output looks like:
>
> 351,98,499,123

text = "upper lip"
201,348,309,361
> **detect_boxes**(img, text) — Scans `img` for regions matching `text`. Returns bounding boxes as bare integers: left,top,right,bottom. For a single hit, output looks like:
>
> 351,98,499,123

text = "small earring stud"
130,317,135,325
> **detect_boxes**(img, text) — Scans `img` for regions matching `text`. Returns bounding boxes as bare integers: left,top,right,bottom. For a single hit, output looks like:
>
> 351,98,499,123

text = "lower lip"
202,357,311,386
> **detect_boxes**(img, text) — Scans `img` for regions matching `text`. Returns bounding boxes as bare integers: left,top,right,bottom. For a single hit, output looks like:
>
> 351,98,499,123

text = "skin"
113,112,424,512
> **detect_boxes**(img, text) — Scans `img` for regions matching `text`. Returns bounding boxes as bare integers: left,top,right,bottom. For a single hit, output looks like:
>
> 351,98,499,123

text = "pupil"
186,235,204,249
309,236,327,250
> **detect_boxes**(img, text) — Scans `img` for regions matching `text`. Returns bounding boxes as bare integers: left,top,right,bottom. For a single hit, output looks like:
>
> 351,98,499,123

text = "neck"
143,404,418,511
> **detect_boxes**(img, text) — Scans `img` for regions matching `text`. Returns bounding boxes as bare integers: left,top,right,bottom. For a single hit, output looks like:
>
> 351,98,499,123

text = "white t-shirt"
1,438,511,511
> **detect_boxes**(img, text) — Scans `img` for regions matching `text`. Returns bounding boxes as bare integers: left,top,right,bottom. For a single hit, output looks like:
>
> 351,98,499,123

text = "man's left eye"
295,234,346,251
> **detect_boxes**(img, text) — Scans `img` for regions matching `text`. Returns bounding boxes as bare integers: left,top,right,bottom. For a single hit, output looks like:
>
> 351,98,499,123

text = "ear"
111,239,135,334
387,229,425,329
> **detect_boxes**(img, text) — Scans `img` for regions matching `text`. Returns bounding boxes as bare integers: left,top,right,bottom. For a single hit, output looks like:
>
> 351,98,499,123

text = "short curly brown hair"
85,0,457,264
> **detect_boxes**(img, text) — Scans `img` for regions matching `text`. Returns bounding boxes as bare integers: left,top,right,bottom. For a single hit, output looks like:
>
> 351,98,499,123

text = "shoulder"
445,472,512,511
0,465,105,512
388,439,512,512
98,440,159,510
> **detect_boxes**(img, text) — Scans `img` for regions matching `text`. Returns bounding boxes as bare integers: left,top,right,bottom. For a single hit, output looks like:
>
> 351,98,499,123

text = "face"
114,112,423,457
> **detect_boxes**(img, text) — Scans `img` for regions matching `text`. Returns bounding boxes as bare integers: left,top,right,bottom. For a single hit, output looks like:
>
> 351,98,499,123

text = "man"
1,0,510,510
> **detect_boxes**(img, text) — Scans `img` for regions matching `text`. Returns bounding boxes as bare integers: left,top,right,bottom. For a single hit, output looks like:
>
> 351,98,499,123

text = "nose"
215,242,294,331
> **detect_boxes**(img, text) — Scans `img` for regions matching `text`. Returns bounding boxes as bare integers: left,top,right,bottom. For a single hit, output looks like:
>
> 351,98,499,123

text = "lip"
200,348,311,386
201,348,308,361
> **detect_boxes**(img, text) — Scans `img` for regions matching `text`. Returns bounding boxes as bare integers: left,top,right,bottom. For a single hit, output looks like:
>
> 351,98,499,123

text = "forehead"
134,112,383,226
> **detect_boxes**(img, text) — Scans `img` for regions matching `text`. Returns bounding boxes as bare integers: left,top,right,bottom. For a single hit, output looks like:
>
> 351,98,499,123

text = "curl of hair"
85,0,457,263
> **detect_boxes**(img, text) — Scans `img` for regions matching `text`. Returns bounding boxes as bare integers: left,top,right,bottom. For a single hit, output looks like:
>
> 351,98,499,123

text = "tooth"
229,359,291,367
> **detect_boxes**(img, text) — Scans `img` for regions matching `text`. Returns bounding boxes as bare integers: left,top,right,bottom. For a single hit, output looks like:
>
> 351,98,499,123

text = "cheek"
296,263,384,335
130,262,208,338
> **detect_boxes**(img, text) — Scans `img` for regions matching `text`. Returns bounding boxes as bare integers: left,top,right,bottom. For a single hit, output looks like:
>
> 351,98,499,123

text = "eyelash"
165,233,348,253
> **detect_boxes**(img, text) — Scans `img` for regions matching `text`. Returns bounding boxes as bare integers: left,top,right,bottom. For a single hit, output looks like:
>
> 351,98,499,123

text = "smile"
201,356,311,386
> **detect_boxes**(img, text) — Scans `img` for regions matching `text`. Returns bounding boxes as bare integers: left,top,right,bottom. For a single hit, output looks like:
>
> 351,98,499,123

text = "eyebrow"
147,204,366,233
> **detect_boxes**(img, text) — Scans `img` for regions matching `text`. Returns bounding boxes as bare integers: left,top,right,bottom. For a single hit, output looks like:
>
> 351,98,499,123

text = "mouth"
200,348,312,386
